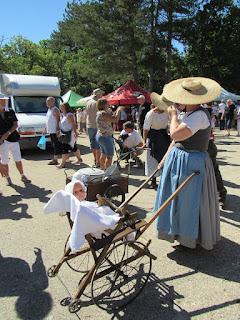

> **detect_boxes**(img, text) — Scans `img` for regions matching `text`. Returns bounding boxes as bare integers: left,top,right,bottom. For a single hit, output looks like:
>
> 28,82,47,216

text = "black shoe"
219,198,227,210
7,177,13,186
149,181,158,189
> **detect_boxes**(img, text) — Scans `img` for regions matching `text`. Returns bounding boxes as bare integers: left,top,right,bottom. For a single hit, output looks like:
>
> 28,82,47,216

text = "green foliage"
0,0,239,95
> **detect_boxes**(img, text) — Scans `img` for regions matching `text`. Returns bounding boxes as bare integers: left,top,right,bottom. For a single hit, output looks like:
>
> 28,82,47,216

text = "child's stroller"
113,137,144,172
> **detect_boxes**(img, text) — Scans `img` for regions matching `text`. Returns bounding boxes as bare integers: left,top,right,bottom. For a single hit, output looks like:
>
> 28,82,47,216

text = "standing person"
118,106,127,131
0,162,7,195
143,93,171,189
43,97,62,165
85,88,104,167
218,99,226,130
56,102,83,168
76,108,81,133
137,94,151,137
207,132,227,209
153,77,221,251
0,94,31,185
236,103,240,136
79,107,86,133
221,99,237,136
212,102,219,127
95,98,122,170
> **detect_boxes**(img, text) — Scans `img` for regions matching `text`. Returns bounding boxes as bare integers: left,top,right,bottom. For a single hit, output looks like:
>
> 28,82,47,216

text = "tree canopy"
0,0,239,96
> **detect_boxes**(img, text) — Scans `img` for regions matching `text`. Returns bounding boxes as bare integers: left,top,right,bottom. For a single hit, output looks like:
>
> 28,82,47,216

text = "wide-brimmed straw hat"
92,88,105,97
150,92,172,110
163,77,221,105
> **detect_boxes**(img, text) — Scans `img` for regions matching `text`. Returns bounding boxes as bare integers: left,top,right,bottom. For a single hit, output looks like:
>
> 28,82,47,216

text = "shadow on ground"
0,248,52,320
167,236,240,283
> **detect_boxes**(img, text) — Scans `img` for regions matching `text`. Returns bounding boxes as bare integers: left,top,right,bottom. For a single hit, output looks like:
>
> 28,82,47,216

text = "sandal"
73,158,83,164
56,163,66,169
48,160,59,165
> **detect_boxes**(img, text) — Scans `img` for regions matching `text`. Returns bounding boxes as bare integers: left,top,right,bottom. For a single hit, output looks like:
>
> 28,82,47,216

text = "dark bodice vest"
175,107,211,152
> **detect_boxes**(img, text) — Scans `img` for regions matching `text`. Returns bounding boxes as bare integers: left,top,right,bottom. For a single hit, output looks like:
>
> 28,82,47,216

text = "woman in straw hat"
153,77,221,250
143,93,171,189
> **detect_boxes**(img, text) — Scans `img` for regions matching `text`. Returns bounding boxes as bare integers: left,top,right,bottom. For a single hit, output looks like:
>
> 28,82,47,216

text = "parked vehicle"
0,73,62,149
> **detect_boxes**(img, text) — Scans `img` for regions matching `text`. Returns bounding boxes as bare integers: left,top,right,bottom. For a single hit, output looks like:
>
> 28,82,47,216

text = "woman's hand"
74,131,78,138
168,105,178,118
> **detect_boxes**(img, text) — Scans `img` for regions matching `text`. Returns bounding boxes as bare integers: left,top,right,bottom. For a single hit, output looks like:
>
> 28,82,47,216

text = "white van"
0,73,62,149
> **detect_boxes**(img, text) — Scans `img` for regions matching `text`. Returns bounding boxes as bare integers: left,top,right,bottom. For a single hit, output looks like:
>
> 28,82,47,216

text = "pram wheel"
68,299,82,313
64,235,94,273
91,241,152,311
47,265,57,277
103,184,125,206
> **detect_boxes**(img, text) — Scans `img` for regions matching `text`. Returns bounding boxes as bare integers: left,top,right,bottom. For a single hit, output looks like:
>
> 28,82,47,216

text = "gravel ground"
0,130,239,320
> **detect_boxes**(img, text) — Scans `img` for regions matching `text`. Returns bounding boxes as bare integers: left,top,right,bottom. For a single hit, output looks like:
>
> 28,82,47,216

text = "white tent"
77,95,94,104
216,87,240,101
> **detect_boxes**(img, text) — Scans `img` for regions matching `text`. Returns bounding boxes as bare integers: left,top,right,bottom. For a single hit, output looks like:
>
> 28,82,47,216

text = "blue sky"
0,0,70,45
1,0,184,51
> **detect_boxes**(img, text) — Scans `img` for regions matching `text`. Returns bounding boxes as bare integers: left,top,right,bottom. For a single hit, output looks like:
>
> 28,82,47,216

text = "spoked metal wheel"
68,299,82,313
91,240,152,311
64,235,94,273
103,184,125,207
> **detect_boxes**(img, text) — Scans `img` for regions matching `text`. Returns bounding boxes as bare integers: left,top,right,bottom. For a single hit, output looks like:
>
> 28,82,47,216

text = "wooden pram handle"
137,171,200,238
116,168,160,211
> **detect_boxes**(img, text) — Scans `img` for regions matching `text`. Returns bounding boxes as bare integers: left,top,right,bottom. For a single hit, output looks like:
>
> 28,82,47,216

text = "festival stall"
62,90,84,109
105,80,151,105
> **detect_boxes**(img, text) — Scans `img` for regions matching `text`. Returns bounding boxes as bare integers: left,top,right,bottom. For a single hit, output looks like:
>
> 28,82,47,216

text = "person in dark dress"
222,99,237,136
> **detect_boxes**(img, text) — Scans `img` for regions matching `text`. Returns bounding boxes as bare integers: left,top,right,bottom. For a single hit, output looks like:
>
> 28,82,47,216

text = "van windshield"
13,97,61,113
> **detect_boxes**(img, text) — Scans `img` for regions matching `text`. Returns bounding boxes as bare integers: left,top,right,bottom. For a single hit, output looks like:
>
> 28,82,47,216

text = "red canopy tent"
105,80,151,105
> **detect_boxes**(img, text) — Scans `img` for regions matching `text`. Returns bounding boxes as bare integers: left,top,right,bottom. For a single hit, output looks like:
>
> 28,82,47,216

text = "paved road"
0,130,239,320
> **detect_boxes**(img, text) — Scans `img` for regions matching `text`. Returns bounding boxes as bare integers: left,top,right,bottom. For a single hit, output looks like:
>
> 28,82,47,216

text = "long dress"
154,108,220,250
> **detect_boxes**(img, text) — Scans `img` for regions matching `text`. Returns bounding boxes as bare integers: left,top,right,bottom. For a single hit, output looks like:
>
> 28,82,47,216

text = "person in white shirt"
119,121,143,166
143,93,171,189
218,99,226,130
43,97,62,165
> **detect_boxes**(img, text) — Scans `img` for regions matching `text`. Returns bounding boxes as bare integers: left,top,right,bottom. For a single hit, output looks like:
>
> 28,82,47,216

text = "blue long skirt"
154,146,220,250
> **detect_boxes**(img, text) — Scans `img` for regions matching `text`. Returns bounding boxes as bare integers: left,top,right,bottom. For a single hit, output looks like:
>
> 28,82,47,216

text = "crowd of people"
1,77,240,252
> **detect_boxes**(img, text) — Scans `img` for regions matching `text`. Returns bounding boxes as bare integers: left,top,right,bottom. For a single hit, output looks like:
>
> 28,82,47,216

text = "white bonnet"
65,180,86,199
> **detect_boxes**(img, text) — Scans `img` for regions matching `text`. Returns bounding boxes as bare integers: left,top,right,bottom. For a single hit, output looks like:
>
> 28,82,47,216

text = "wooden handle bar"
116,168,160,211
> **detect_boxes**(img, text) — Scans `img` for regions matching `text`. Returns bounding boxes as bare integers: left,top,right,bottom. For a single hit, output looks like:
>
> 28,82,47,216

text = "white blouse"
179,110,210,135
143,110,169,130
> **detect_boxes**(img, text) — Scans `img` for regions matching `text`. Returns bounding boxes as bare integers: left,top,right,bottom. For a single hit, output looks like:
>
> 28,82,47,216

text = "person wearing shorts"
85,89,104,167
0,94,31,185
95,98,123,170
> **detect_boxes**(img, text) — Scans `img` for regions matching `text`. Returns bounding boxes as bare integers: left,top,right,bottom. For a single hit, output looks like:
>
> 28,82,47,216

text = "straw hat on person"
163,77,221,105
150,92,172,110
92,88,105,97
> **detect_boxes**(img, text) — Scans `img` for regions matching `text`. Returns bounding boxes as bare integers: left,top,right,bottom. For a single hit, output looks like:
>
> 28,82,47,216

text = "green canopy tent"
62,90,85,109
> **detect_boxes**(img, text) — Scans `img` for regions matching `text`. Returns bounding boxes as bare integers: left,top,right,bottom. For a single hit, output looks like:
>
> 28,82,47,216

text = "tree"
182,0,240,92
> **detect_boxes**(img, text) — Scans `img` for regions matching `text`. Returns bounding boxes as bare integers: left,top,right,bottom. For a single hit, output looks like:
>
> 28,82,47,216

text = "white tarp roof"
77,95,94,104
216,87,240,101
